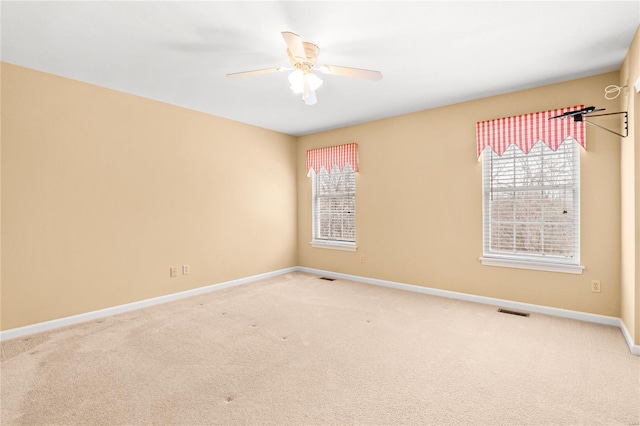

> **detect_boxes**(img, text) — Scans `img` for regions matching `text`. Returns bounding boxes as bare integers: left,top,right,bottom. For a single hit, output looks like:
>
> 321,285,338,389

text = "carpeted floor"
1,271,639,425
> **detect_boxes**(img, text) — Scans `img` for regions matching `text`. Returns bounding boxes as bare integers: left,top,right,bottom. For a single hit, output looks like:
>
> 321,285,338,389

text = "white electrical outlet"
182,265,190,275
591,280,601,293
170,267,178,278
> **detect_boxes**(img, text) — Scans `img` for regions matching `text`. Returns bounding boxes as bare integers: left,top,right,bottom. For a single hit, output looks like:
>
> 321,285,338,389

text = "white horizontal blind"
482,139,580,263
313,164,356,243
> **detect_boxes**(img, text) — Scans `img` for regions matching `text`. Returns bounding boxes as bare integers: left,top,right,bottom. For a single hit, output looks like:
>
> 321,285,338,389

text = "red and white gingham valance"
476,105,586,157
306,143,359,174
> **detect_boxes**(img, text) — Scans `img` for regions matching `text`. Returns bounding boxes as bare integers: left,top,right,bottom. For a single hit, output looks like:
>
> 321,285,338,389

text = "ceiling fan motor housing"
288,42,320,70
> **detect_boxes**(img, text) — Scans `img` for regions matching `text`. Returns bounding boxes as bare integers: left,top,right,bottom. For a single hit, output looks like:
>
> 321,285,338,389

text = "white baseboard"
298,267,639,356
0,267,297,342
2,265,638,357
618,319,640,356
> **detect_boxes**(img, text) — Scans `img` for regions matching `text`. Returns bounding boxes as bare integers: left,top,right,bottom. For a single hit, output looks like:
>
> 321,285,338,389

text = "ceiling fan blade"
226,67,286,78
281,31,306,61
318,65,383,81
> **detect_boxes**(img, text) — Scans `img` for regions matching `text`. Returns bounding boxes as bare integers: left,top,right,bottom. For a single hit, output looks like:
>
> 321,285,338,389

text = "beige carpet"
1,271,638,425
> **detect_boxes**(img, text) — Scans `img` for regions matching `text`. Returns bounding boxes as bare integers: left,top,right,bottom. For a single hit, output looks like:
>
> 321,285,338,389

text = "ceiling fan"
226,31,383,106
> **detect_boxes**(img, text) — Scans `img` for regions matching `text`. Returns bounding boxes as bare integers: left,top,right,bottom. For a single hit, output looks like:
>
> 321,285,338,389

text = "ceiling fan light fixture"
304,89,318,106
288,69,322,94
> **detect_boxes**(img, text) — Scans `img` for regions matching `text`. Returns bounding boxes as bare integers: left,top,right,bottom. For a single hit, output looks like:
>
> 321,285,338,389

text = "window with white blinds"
482,139,581,271
312,164,356,250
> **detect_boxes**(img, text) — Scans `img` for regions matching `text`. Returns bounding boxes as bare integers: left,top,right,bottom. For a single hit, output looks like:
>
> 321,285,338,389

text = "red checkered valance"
306,143,359,174
476,105,586,157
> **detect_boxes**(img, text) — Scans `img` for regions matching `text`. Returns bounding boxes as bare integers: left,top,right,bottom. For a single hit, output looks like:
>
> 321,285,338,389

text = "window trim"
310,240,357,252
481,141,584,274
479,256,584,274
310,165,356,250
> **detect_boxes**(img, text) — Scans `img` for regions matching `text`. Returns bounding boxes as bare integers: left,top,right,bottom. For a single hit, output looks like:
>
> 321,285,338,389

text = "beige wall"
298,72,622,317
620,26,640,343
635,30,640,346
2,59,635,331
0,63,3,328
1,63,298,330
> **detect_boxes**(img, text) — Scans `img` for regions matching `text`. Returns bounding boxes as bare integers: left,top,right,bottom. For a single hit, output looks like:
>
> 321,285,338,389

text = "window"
306,143,358,251
311,164,356,250
481,139,583,274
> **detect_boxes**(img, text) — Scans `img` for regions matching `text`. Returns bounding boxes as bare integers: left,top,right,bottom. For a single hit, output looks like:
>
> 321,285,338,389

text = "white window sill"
310,241,357,252
479,256,584,274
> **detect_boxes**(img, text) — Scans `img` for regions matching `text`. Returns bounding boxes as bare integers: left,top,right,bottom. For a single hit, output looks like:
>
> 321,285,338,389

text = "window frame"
310,165,357,251
480,140,584,274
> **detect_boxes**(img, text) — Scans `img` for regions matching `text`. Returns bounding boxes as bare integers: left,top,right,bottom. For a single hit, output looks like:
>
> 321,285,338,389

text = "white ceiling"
2,1,639,136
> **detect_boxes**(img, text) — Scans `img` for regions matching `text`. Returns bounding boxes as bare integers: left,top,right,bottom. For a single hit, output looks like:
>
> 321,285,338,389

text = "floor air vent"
498,308,530,317
319,277,336,281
